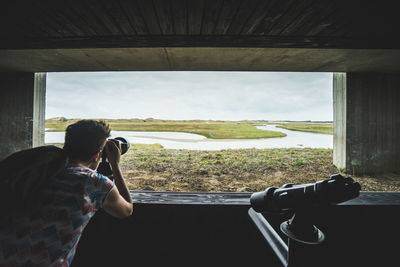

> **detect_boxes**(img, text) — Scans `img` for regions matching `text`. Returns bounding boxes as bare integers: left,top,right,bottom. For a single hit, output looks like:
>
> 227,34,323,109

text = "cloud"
46,71,333,121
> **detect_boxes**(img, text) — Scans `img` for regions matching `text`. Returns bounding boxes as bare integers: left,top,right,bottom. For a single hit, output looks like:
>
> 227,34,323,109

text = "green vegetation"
45,118,400,192
271,122,333,134
120,146,336,192
45,118,286,139
46,142,400,192
118,145,399,192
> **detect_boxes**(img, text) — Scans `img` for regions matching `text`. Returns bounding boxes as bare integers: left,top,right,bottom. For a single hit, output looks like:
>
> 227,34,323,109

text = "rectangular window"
45,71,394,192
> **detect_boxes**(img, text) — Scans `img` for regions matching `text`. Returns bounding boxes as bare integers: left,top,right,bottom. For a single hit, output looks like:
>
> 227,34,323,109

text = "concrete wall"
333,73,400,174
0,72,46,160
333,73,346,169
32,73,46,147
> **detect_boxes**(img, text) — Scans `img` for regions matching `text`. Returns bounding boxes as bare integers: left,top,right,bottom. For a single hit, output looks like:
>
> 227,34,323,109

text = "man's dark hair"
63,120,111,162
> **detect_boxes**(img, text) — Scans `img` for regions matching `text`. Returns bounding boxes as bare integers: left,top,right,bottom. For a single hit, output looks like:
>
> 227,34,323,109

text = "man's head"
63,120,111,165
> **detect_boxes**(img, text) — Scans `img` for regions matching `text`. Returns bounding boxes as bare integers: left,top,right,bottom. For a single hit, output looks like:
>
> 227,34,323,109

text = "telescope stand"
281,208,325,245
248,207,325,267
283,208,325,267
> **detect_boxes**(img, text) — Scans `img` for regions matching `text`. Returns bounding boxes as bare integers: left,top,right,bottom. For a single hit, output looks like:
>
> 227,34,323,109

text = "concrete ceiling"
1,47,400,73
1,1,399,73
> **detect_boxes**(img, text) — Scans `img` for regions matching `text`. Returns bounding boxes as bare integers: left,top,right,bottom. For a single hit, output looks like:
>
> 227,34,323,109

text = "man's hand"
104,139,121,166
102,139,133,217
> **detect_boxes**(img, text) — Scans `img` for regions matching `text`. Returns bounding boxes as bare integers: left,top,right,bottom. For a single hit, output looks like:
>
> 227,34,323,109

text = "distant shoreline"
45,118,333,138
45,118,286,139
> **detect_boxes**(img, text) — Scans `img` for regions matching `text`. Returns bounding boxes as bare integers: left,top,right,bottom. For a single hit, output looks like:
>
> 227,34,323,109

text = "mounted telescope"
250,174,361,245
251,174,361,214
248,174,361,267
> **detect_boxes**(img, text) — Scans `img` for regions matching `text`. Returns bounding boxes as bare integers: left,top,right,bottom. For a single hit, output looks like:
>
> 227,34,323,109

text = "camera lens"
113,137,130,155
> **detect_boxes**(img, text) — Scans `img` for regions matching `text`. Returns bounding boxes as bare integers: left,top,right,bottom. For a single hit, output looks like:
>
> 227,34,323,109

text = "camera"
97,137,130,178
103,137,130,157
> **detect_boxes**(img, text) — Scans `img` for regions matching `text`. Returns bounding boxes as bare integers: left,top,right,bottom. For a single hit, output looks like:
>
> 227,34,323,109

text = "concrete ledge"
131,190,252,205
131,191,400,206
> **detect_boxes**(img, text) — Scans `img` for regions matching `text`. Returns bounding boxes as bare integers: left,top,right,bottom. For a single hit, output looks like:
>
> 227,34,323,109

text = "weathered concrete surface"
0,73,46,160
1,48,400,72
333,73,400,174
333,73,346,169
32,73,46,148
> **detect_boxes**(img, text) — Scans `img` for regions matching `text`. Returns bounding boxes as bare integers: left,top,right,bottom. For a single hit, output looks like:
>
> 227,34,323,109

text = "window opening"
45,71,393,192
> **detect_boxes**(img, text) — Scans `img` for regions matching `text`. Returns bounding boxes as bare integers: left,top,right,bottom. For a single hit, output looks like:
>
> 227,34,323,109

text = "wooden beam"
187,0,204,35
201,0,223,34
136,0,162,35
119,0,148,35
1,35,399,50
170,0,188,35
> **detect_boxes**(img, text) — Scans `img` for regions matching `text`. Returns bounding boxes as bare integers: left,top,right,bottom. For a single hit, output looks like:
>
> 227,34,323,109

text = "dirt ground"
120,146,400,192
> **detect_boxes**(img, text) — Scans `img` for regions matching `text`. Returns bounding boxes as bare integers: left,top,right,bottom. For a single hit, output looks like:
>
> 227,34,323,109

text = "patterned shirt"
0,166,114,267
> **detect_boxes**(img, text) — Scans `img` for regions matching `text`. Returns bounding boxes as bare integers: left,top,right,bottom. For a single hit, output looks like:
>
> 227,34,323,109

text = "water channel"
45,125,332,150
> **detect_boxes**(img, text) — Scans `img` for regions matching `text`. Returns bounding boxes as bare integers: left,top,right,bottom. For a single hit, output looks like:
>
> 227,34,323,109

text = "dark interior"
71,192,400,267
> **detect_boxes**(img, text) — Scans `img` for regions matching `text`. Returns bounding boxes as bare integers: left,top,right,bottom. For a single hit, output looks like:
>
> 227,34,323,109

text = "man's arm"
110,161,132,204
102,141,133,219
102,187,133,219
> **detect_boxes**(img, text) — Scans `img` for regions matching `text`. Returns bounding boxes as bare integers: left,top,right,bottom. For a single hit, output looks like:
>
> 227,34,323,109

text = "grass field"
120,145,399,192
271,122,333,134
46,118,334,137
47,142,400,192
45,118,286,139
46,118,399,192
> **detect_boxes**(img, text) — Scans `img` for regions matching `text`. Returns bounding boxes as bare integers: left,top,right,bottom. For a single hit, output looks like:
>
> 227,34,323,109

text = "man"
0,120,133,266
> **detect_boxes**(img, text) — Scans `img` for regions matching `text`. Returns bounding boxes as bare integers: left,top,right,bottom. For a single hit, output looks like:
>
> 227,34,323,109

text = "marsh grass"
272,122,333,134
120,145,400,192
46,142,400,192
45,118,286,139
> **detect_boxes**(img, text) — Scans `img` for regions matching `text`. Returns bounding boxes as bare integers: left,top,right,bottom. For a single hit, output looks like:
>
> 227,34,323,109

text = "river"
45,125,332,150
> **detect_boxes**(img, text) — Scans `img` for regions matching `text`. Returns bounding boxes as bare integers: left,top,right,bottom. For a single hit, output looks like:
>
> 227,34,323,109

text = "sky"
46,71,333,121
